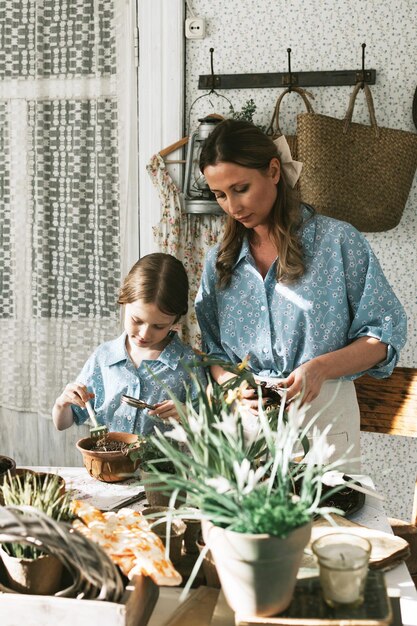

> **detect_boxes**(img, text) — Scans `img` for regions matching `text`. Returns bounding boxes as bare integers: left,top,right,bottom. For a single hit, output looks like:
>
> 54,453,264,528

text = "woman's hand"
148,400,183,422
55,383,95,410
278,359,327,405
278,337,388,405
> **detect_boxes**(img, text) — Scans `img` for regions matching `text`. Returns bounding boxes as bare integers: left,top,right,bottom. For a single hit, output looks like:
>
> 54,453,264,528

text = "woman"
195,119,407,470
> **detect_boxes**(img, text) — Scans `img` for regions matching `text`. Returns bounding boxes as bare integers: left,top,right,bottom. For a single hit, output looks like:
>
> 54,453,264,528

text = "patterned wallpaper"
185,0,417,519
185,0,416,365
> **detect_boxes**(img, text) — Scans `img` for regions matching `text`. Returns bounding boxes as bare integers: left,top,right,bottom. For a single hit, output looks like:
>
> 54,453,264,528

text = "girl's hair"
199,119,305,288
118,253,188,320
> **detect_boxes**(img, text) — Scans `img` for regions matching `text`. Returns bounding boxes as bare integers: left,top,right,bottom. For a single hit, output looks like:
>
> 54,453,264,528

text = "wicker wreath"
0,505,125,601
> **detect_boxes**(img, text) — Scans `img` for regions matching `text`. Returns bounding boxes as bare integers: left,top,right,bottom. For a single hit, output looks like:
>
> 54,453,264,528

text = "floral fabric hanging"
147,154,225,349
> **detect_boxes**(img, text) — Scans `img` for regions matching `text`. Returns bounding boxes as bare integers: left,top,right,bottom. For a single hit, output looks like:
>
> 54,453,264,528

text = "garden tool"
85,400,108,439
121,394,157,410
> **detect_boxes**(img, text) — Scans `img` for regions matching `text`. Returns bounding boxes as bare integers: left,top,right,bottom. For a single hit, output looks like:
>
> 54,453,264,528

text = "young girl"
52,253,206,435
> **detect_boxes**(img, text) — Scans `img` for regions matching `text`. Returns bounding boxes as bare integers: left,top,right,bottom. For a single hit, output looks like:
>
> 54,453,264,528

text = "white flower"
321,470,345,487
233,459,267,494
233,458,251,491
165,419,188,443
286,399,309,431
304,425,335,468
205,476,231,494
188,415,203,435
238,405,261,447
213,411,238,438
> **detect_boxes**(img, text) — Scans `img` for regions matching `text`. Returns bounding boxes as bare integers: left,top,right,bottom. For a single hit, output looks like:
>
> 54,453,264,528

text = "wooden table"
12,467,417,626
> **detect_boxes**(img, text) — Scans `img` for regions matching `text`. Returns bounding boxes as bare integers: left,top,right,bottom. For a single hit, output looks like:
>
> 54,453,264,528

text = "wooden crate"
0,574,159,626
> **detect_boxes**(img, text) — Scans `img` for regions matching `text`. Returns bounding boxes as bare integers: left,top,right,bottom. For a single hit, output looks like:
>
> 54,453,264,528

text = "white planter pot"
202,519,312,617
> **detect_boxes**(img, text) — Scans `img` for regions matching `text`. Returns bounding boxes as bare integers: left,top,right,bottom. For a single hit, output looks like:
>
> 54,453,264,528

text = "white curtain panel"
0,0,138,417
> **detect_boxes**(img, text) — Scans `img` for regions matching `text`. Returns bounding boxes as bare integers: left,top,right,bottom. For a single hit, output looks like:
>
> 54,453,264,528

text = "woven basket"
297,82,417,231
266,86,315,161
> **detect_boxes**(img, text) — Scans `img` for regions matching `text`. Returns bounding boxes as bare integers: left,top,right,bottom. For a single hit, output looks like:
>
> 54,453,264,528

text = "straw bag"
297,82,417,231
266,86,315,160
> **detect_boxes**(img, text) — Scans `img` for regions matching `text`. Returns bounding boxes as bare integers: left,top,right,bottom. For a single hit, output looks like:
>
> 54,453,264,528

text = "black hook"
209,47,216,93
361,42,366,88
287,48,292,92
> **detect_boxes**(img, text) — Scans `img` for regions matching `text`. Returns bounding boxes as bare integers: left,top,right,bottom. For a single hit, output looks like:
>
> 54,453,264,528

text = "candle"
311,533,371,608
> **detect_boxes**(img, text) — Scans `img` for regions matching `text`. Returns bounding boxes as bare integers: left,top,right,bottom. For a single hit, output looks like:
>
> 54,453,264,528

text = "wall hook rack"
198,44,376,91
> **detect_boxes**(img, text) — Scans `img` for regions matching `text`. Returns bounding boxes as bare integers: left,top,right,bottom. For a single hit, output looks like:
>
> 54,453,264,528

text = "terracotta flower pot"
0,456,16,482
0,546,63,595
140,469,185,508
183,513,201,555
76,432,141,483
12,469,66,497
151,520,186,565
0,456,17,505
142,505,172,523
196,537,221,588
142,506,186,564
202,519,312,617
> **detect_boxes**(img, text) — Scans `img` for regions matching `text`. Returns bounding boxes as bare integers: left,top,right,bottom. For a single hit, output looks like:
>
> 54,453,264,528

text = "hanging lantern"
183,115,223,215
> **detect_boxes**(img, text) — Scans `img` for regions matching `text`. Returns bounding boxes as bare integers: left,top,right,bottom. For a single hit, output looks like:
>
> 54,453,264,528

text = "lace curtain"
0,0,138,417
148,154,225,349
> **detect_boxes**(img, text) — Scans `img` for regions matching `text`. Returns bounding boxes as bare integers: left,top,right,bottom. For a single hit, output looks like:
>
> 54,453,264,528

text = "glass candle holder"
311,532,371,608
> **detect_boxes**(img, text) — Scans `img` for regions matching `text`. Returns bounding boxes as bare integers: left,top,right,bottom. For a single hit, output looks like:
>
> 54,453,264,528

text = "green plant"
228,98,267,132
130,435,176,475
229,98,258,123
0,472,74,559
144,365,347,538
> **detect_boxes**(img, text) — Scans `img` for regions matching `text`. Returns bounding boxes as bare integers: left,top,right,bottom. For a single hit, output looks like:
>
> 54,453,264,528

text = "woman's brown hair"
199,119,305,288
118,253,188,320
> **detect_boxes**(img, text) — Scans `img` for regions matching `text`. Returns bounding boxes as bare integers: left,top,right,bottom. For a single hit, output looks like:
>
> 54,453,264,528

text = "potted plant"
144,365,348,618
76,432,141,483
129,436,184,508
0,471,74,595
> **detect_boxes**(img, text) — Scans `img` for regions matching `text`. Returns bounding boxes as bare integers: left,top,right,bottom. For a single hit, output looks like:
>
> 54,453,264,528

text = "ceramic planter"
0,546,63,595
202,519,312,617
76,432,141,482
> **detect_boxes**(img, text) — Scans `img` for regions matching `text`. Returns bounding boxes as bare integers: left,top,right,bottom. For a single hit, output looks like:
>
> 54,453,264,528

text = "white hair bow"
273,135,303,188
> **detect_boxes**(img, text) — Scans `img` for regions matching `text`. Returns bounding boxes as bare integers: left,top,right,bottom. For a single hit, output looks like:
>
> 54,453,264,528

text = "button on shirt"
72,332,206,435
195,206,407,380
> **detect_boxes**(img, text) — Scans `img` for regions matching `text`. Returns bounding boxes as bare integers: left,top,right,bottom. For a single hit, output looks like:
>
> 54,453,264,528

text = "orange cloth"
72,500,182,586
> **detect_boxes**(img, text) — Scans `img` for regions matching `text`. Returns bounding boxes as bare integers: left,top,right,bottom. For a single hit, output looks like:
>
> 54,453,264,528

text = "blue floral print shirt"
72,332,206,435
195,206,407,380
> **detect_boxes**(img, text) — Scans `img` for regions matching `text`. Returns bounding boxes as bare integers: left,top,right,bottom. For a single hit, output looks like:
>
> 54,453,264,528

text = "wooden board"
234,571,392,626
355,367,417,437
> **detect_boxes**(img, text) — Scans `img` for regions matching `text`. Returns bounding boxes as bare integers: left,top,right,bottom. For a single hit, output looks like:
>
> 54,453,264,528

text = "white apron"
304,380,361,473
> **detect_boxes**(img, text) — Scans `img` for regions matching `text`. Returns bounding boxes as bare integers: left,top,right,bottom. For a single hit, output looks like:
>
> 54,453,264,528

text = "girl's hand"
148,400,183,422
56,383,95,409
278,359,327,405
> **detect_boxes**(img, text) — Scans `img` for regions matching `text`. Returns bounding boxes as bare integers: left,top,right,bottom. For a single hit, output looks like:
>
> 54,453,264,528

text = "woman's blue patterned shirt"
72,332,206,435
195,206,407,380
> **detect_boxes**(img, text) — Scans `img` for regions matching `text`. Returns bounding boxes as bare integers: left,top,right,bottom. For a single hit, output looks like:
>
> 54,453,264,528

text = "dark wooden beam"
355,367,417,437
198,69,376,90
